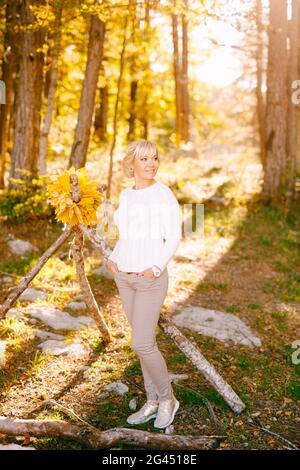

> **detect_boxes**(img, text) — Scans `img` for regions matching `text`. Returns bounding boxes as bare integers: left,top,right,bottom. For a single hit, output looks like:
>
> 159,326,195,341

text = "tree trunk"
296,4,300,173
140,0,151,140
0,1,21,188
172,0,182,149
106,13,129,200
255,0,266,171
68,10,105,170
38,5,62,175
181,0,190,143
127,0,138,141
127,79,138,141
94,81,109,142
8,0,45,186
286,0,299,202
0,415,224,450
263,0,288,205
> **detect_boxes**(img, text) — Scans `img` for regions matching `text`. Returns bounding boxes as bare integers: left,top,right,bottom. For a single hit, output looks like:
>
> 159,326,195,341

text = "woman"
104,139,182,429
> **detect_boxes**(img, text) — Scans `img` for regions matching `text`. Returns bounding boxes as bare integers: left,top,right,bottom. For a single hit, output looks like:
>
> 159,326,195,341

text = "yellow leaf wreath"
46,166,103,226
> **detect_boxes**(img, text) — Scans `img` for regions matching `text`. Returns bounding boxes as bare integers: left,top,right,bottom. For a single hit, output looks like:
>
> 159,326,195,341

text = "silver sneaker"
126,400,159,425
153,395,180,429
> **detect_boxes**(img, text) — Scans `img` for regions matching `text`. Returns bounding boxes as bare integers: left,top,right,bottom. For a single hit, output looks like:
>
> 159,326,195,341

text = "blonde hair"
122,140,159,178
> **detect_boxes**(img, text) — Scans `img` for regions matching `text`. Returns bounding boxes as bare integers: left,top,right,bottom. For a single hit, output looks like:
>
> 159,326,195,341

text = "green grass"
248,303,260,310
225,303,239,313
257,235,273,247
270,310,288,323
200,387,230,411
274,260,292,273
262,273,300,303
286,378,300,400
173,353,188,364
196,281,230,292
125,362,143,377
0,253,38,275
236,355,254,371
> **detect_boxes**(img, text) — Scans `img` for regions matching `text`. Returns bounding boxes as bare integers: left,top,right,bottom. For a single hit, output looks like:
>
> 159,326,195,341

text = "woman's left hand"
137,268,155,279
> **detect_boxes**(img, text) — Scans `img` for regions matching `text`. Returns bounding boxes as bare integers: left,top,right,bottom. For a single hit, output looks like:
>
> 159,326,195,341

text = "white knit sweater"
107,180,182,272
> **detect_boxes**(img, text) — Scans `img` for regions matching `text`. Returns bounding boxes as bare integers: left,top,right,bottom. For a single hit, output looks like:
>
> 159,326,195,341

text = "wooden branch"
44,398,99,432
71,226,112,343
247,418,299,450
174,383,224,434
159,316,246,414
69,173,81,202
69,173,112,343
0,415,224,450
0,227,72,319
78,223,113,260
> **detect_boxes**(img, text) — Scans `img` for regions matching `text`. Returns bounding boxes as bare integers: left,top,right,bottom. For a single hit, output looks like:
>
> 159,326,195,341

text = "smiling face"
132,150,160,181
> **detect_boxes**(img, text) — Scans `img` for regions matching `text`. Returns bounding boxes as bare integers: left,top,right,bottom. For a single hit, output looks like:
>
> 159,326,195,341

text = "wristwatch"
151,265,161,277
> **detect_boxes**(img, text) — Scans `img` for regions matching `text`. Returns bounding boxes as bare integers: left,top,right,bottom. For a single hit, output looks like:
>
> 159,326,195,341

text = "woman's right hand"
106,259,120,275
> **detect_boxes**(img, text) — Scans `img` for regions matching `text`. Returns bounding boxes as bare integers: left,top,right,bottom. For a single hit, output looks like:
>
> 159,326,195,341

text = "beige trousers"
113,267,173,401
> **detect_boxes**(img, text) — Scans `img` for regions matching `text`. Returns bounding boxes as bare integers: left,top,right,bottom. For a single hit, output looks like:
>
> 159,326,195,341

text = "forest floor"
0,141,299,450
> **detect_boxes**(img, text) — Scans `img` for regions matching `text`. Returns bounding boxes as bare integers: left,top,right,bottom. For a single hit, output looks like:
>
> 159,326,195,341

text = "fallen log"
159,316,245,414
0,416,224,450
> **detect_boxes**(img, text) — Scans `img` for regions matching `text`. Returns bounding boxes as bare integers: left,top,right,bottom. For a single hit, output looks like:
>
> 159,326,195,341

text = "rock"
169,373,189,383
32,329,65,341
24,304,95,330
76,365,90,372
73,294,84,301
6,308,27,321
7,238,38,256
66,301,87,311
19,288,48,302
38,339,88,358
0,444,35,450
173,306,261,347
0,340,7,366
2,276,13,282
129,398,137,411
165,425,175,435
103,381,129,396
